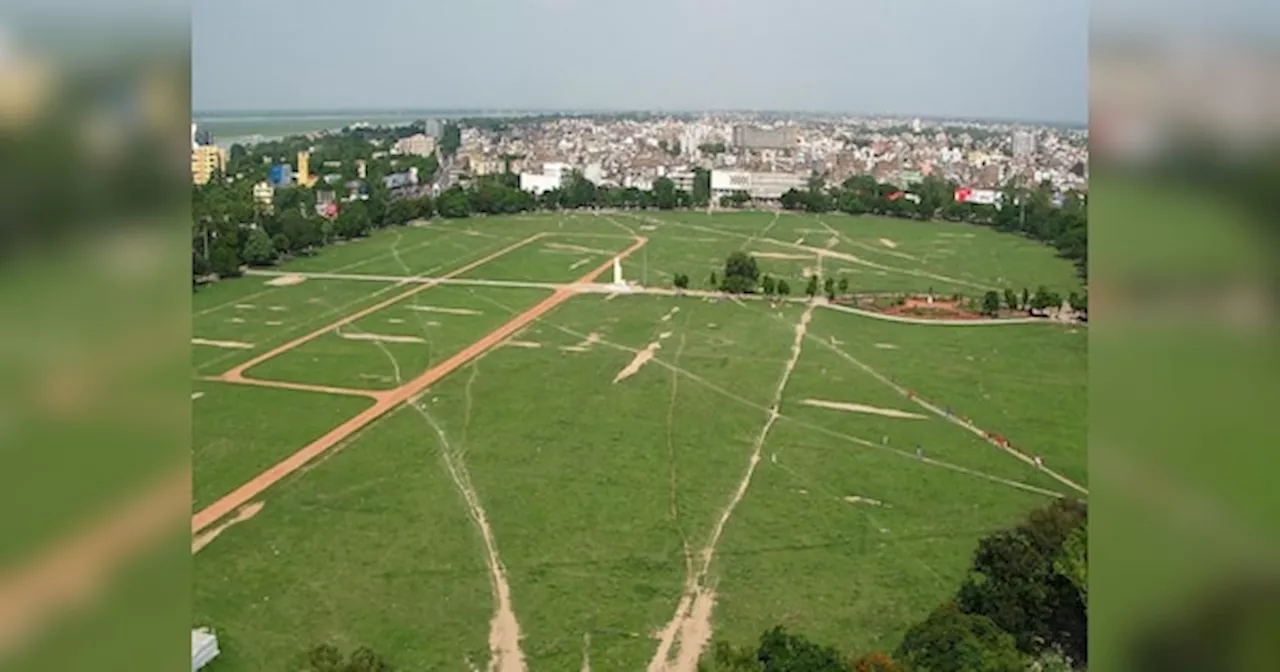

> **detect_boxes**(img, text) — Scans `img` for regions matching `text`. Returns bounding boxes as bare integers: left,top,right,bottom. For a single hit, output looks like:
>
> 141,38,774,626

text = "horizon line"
192,107,1087,128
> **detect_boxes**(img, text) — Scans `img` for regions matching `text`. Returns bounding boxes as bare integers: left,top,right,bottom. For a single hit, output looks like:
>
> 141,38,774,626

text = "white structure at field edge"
611,258,631,291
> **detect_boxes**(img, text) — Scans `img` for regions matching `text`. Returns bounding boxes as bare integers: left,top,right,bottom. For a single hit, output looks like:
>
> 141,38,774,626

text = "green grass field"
192,211,1085,669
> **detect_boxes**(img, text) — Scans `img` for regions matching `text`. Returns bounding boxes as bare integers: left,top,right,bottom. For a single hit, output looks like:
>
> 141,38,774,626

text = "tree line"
667,253,1085,321
194,165,1084,294
701,499,1087,671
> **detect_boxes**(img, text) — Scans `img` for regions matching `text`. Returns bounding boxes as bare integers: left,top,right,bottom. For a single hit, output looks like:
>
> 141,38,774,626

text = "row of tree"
676,254,1085,319
701,499,1088,671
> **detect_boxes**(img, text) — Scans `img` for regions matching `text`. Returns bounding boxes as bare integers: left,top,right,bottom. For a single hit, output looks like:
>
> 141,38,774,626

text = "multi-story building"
424,119,444,138
710,170,807,201
191,145,227,186
732,125,799,151
394,133,437,157
1012,131,1036,159
252,181,274,209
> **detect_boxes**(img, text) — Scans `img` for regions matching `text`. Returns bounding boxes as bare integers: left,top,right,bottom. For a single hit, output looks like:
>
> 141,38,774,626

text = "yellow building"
191,145,227,185
296,150,317,186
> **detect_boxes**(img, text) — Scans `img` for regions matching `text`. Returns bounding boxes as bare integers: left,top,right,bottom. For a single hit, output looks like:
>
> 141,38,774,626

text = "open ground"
193,211,1085,670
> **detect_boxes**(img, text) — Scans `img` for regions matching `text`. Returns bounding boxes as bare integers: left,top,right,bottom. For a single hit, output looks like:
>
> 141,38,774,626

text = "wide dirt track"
191,211,1086,671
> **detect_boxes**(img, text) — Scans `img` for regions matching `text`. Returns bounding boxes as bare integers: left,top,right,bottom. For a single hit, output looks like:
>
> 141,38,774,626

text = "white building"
1012,131,1037,159
393,133,437,157
518,162,576,195
252,181,274,208
710,170,807,201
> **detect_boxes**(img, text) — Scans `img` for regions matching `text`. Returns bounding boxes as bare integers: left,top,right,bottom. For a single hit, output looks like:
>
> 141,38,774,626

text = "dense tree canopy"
897,602,1026,672
721,251,761,294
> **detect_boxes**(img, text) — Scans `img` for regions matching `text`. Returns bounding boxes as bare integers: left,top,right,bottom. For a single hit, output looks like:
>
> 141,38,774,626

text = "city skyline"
193,0,1088,124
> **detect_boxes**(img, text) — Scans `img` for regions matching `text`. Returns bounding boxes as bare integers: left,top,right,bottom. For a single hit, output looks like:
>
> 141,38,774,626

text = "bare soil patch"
503,340,542,349
561,332,601,353
265,321,284,326
878,238,898,249
234,304,256,310
661,307,680,322
753,252,812,260
407,305,483,316
191,501,263,554
569,257,592,270
843,495,886,507
801,398,927,419
265,274,307,287
875,343,899,349
191,391,204,401
192,338,254,349
339,332,426,344
545,242,614,255
614,340,662,383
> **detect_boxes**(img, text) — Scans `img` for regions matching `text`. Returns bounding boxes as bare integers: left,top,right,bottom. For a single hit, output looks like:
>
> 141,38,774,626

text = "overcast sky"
193,0,1088,123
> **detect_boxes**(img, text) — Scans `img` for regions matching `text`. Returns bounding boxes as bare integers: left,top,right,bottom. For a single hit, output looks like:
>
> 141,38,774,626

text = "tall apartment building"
1011,131,1037,159
191,145,227,186
732,125,799,150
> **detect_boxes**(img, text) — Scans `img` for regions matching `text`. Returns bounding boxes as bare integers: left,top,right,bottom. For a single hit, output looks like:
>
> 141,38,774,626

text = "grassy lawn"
806,308,1088,486
244,285,553,390
192,278,401,374
191,381,373,511
457,234,636,283
192,210,1086,669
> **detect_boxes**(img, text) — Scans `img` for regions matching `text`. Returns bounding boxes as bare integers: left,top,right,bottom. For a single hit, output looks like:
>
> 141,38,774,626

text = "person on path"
1034,455,1043,468
916,445,923,459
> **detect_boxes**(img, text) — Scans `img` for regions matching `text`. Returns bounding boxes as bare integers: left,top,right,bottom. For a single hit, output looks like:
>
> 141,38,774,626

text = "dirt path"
220,233,548,385
820,301,1048,326
740,210,780,250
647,303,815,672
193,236,648,536
245,269,563,290
196,375,382,400
408,399,525,672
805,334,1088,495
801,398,927,419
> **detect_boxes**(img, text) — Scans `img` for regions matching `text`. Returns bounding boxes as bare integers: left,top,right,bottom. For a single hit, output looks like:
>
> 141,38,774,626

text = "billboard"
711,170,751,192
954,187,1000,205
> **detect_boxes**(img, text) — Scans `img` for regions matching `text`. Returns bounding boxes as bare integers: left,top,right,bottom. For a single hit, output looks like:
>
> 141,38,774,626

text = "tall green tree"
982,291,1001,316
241,228,276,266
823,277,836,300
722,251,761,294
653,177,678,210
957,499,1087,664
896,602,1025,672
1003,288,1020,310
761,275,776,295
692,167,712,206
805,275,819,297
838,277,849,295
777,279,791,296
755,626,848,672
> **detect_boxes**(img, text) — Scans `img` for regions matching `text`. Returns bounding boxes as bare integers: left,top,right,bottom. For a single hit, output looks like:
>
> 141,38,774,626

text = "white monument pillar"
612,258,623,286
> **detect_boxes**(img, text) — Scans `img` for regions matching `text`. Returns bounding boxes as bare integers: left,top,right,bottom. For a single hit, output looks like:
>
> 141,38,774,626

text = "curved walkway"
820,301,1071,326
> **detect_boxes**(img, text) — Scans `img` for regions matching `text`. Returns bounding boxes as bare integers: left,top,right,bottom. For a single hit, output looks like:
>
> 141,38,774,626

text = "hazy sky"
193,0,1088,123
